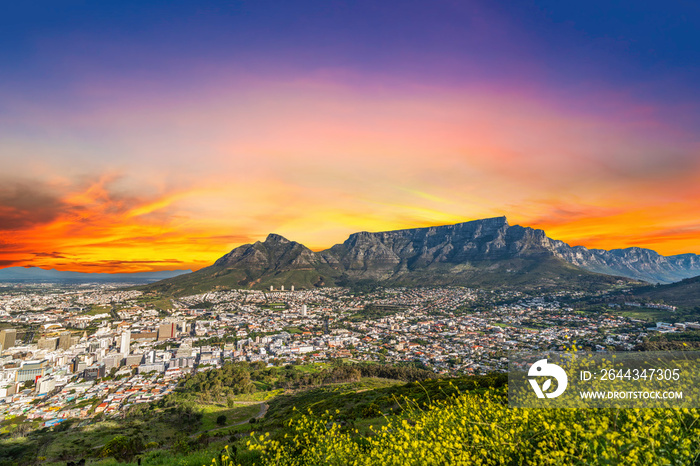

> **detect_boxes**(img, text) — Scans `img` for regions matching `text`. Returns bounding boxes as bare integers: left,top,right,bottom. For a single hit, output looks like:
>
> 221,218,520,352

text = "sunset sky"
2,1,700,272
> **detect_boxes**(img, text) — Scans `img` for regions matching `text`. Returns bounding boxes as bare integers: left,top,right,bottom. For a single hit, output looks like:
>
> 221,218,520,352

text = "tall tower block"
0,329,16,351
120,330,131,356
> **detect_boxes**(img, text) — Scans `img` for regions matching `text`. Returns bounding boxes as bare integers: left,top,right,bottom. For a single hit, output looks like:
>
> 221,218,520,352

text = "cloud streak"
0,181,66,230
1,1,699,272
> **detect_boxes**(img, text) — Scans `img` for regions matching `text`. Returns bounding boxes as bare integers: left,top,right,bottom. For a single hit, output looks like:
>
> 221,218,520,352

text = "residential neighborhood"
0,282,697,431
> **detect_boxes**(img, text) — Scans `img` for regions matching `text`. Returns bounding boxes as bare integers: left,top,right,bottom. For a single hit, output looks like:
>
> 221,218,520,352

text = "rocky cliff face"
149,217,700,293
324,217,557,280
548,244,700,284
213,233,324,272
320,217,700,284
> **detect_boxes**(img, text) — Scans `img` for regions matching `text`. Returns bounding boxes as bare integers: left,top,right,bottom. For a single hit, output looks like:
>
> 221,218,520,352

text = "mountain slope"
146,234,341,295
143,217,700,295
630,275,700,309
145,217,636,295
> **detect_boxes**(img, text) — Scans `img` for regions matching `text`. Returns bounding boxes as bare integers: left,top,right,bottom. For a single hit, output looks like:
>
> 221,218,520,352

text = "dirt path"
254,402,268,420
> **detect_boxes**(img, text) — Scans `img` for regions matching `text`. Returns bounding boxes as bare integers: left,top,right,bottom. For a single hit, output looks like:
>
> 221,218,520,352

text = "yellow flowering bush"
237,388,699,466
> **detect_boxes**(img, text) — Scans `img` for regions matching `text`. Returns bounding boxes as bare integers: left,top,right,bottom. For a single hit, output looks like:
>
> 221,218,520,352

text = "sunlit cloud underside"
2,2,699,272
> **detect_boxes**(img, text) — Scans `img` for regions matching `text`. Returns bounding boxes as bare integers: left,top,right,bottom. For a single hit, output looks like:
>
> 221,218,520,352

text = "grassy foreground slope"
0,362,435,465
247,385,700,466
3,363,699,466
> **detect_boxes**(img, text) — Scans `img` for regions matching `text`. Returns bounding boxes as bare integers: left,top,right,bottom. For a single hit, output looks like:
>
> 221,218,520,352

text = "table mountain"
146,216,700,294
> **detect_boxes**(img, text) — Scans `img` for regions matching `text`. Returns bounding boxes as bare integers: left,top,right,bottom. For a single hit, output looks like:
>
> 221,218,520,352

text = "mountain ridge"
10,218,698,291
145,216,700,295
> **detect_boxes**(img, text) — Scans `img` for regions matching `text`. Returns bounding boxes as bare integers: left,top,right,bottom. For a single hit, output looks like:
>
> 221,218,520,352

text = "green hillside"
140,266,339,296
631,275,700,309
0,362,436,465
5,361,699,466
248,382,700,466
143,255,631,297
376,256,631,291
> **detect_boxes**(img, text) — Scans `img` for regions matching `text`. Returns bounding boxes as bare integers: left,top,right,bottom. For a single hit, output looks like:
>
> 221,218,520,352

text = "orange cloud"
2,79,699,271
0,178,235,272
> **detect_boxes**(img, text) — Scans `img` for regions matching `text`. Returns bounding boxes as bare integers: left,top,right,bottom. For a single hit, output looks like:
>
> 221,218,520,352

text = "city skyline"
2,1,699,272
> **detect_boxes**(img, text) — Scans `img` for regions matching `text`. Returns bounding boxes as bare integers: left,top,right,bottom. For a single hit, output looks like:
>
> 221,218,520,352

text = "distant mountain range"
144,217,700,295
548,243,700,284
0,267,191,283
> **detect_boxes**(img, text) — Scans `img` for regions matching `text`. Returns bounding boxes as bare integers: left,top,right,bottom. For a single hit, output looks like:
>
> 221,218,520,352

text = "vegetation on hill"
0,361,438,465
140,267,339,296
246,386,700,466
168,361,437,404
636,330,700,351
5,361,699,465
144,259,632,296
631,275,700,309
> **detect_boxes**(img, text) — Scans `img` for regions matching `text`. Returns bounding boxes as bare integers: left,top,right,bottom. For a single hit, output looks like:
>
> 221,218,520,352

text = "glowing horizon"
2,1,699,272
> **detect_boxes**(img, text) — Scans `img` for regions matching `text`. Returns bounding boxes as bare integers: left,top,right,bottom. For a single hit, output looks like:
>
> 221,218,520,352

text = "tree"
101,435,144,462
197,432,211,447
216,414,227,426
173,435,190,455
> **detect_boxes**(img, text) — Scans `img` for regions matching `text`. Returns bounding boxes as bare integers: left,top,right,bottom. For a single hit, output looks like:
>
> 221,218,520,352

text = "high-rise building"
291,285,295,292
57,331,72,351
301,305,307,317
36,377,56,395
120,330,131,355
158,322,175,341
0,329,17,351
37,337,58,350
103,353,121,370
83,364,105,380
125,353,144,366
281,285,284,291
